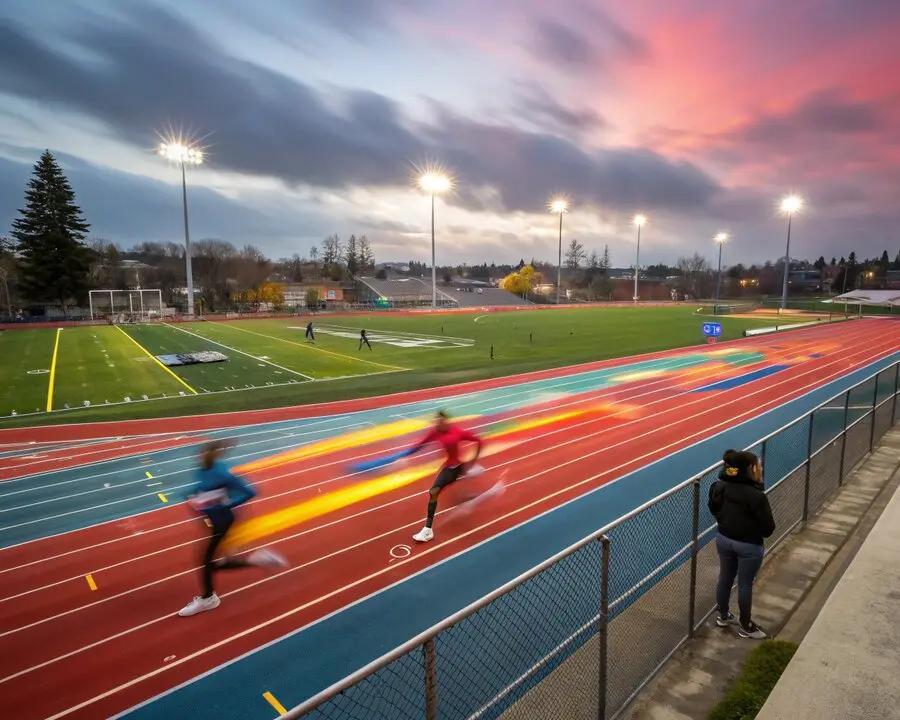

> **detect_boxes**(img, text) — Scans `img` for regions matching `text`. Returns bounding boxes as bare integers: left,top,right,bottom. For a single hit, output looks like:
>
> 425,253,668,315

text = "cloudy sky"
1,0,898,268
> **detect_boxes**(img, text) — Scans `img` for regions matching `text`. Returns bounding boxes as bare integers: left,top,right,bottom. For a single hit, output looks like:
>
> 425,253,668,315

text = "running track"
0,319,898,720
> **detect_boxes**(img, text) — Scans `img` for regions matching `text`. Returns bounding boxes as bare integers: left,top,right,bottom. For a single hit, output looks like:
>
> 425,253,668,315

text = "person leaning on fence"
708,449,775,639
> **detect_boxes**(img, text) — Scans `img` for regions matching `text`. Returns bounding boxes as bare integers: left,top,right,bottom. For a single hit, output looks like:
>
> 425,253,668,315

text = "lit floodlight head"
550,198,569,214
780,195,802,214
633,214,647,227
159,142,203,165
418,172,452,195
715,232,729,244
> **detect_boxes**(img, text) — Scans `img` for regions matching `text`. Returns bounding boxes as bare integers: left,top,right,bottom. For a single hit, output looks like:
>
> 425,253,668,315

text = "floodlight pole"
633,224,642,304
431,192,437,309
780,212,793,311
715,241,724,314
181,161,195,317
0,267,10,320
557,211,563,305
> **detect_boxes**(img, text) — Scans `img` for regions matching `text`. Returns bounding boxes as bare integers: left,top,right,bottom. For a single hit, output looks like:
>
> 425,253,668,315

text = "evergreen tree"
830,257,836,266
10,151,91,310
345,234,359,277
601,245,611,273
358,235,375,271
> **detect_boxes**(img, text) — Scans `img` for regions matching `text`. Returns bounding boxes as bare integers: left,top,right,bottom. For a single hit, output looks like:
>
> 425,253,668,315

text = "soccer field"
0,306,815,426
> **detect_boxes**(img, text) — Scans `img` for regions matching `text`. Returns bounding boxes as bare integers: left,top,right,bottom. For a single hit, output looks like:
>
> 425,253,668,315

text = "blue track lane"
115,352,899,719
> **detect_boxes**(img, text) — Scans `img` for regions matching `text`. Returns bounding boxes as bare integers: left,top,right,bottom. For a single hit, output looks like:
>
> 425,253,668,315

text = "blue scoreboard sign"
702,322,722,337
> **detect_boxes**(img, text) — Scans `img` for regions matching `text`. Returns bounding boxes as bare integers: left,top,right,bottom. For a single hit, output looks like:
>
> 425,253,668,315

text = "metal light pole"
159,141,203,317
779,195,803,311
633,215,647,304
418,171,451,309
550,198,569,305
714,233,728,315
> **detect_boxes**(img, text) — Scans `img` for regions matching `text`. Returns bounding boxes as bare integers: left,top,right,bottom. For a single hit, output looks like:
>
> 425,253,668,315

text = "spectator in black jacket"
708,449,775,639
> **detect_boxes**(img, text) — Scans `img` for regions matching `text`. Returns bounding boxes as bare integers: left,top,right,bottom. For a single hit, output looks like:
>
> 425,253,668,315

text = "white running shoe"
463,463,485,478
413,527,434,542
248,549,289,569
178,593,221,617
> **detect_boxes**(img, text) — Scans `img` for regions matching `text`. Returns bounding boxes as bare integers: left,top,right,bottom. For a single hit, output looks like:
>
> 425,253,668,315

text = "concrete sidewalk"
756,454,900,719
624,426,900,720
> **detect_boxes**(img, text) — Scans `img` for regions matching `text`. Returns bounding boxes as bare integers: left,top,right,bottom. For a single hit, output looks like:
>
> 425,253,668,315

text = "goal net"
89,289,164,323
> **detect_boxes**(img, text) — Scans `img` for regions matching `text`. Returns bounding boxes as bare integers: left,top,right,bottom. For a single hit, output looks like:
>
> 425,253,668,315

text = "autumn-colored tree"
255,282,285,308
500,264,537,295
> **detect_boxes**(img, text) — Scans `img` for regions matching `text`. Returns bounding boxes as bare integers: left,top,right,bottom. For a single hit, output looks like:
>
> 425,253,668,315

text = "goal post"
89,289,164,322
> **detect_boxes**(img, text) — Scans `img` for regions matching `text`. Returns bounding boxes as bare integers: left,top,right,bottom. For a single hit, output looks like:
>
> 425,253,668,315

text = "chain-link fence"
284,361,900,720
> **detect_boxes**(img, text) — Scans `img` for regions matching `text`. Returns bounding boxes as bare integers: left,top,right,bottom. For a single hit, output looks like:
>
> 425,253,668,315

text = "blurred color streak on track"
0,318,898,720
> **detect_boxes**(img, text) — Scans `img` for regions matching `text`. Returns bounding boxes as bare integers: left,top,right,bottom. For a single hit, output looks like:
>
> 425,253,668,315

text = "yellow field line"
262,692,287,715
113,325,198,395
46,328,62,412
215,321,405,371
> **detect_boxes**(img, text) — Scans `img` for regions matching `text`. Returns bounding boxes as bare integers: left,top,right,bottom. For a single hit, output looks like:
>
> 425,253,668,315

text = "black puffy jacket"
708,469,775,546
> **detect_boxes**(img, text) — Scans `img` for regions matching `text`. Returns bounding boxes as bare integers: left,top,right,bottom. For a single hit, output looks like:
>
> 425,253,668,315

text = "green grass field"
0,306,818,427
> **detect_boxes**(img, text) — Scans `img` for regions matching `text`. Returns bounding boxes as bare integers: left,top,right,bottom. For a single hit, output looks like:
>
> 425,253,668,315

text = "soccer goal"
89,289,164,323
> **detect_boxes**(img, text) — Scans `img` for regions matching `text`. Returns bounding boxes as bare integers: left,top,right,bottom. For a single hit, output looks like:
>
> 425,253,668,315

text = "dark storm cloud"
531,5,647,70
0,5,718,215
0,151,288,246
737,90,885,145
514,84,608,135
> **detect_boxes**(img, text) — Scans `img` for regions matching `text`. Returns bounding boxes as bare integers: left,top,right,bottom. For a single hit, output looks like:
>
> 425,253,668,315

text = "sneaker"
716,611,737,627
248,548,289,570
739,622,767,639
178,594,220,617
413,527,434,543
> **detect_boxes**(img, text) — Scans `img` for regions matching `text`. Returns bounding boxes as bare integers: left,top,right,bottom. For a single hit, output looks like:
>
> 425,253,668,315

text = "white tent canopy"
827,290,900,307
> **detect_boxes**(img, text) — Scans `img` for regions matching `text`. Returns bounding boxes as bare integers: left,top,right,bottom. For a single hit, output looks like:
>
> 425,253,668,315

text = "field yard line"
112,326,198,395
45,328,62,412
163,322,314,381
320,323,474,343
217,321,405,371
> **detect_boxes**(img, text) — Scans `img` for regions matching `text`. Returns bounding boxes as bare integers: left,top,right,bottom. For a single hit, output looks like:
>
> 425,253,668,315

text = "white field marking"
0,338,822,519
0,317,875,447
218,321,403,371
321,323,474,344
7,341,896,709
1,318,877,441
310,326,472,349
162,322,314,381
2,332,892,618
474,315,490,323
0,328,874,557
0,321,875,549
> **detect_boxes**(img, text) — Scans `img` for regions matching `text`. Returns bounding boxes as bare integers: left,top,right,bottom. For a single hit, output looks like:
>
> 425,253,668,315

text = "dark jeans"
202,507,248,598
716,533,764,628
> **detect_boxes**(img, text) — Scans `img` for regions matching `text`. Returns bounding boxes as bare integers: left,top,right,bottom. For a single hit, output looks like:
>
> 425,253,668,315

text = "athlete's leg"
414,466,461,542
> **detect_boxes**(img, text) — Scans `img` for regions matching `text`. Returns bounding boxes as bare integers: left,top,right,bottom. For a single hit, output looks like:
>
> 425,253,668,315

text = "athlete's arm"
409,429,438,455
224,471,257,508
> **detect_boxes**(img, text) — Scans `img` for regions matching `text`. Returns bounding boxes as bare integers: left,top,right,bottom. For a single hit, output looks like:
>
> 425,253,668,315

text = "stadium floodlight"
632,214,647,303
549,197,569,304
779,194,803,311
159,140,204,317
417,169,453,309
714,233,729,315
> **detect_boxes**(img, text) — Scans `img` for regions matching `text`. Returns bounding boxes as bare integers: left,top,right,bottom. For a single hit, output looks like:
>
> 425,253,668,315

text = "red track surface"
1,319,897,719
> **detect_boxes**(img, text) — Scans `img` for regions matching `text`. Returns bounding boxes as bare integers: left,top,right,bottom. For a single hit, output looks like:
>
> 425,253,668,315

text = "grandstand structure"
355,275,527,309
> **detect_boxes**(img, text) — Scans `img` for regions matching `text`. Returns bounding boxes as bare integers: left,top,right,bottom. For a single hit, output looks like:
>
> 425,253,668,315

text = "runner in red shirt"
410,410,483,543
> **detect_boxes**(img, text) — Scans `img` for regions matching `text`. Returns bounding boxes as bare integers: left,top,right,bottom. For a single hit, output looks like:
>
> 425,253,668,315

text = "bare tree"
564,238,586,269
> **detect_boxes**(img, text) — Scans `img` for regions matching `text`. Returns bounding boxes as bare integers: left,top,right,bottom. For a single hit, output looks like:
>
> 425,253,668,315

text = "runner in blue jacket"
179,440,288,617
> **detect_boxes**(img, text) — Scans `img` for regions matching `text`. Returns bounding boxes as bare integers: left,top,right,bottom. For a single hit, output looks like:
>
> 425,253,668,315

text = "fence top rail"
279,356,899,718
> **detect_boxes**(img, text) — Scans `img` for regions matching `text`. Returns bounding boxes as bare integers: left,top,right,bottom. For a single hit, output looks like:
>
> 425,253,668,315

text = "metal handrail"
279,356,900,719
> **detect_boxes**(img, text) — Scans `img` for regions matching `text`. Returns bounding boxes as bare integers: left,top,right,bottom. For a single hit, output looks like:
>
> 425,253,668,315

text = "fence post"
598,536,610,720
688,480,701,637
424,637,438,720
759,440,767,486
838,391,851,486
869,374,880,452
803,412,815,522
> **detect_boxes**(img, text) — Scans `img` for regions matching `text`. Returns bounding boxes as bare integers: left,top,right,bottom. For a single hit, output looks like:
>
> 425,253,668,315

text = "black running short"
432,465,464,490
